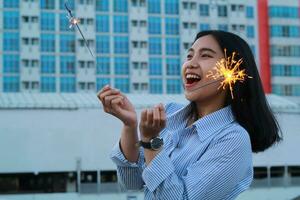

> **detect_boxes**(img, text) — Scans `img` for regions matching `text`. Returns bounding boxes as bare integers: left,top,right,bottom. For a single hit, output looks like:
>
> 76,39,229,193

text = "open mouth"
185,73,202,85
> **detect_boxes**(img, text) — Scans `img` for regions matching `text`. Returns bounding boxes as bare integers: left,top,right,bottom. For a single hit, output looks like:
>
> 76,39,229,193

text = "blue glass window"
3,54,19,73
165,18,179,35
96,15,109,32
40,0,55,9
114,0,128,12
3,76,20,92
4,11,19,30
96,78,110,91
148,0,160,14
41,55,55,73
199,4,209,16
149,37,162,55
218,24,228,31
150,78,162,94
114,15,128,33
149,58,162,75
166,38,180,55
114,36,129,54
41,12,55,31
115,78,129,93
269,6,299,18
167,78,181,94
60,56,76,74
60,0,74,10
166,58,180,75
60,13,72,31
114,57,129,75
199,24,210,31
246,6,254,18
41,34,55,52
41,76,56,92
246,26,255,38
96,0,109,11
60,77,76,92
217,5,227,17
4,32,19,51
165,0,179,14
148,17,161,34
60,34,75,52
96,35,110,53
96,57,110,74
4,0,19,8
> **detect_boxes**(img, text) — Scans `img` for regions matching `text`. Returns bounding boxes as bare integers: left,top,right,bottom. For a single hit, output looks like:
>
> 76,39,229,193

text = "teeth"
186,74,201,79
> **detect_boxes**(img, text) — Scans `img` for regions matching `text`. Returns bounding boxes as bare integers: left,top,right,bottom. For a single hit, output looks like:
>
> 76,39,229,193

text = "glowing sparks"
206,49,252,99
68,16,80,29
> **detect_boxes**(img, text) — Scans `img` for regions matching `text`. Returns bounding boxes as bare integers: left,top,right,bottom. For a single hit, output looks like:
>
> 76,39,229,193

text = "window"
271,45,300,57
148,17,161,34
218,24,228,31
96,78,110,91
41,76,56,92
148,0,160,14
41,12,55,31
40,0,55,9
4,11,19,30
60,77,76,92
247,26,255,38
41,34,55,52
253,167,268,179
96,35,110,53
96,15,109,32
269,6,299,18
166,38,180,55
60,56,76,74
165,18,179,35
114,15,128,33
246,6,254,18
150,78,162,94
199,4,209,16
149,57,162,75
4,32,19,51
3,54,19,73
3,76,20,92
41,55,55,73
4,0,19,8
60,13,72,31
167,79,181,94
149,37,161,55
60,35,75,52
166,58,180,75
60,0,74,10
165,0,179,14
114,36,129,54
114,0,128,12
96,57,110,74
115,57,129,75
217,5,227,17
100,170,117,183
199,24,210,31
96,0,109,11
115,78,130,93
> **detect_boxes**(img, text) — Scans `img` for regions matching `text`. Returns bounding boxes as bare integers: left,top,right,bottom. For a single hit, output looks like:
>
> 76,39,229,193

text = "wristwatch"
138,137,163,151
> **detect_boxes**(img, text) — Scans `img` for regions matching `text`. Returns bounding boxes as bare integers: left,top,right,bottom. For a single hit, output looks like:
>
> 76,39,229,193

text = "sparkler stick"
65,2,95,57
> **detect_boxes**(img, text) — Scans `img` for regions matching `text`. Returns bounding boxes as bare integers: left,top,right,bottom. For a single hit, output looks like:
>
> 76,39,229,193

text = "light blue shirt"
110,102,253,200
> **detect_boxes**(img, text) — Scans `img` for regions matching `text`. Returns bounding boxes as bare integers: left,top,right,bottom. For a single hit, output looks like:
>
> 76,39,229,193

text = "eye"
201,54,212,58
186,54,193,59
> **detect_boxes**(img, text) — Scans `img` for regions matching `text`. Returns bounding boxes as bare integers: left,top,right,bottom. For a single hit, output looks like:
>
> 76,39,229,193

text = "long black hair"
191,30,282,153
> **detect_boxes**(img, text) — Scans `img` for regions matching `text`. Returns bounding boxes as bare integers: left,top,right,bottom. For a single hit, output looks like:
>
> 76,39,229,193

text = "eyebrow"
188,47,217,54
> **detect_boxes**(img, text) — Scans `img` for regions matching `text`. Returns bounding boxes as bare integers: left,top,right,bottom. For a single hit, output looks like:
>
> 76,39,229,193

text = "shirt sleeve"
110,141,145,191
142,130,253,200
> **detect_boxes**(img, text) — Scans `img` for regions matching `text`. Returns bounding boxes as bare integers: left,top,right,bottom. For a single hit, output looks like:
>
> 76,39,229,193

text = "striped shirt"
110,102,253,200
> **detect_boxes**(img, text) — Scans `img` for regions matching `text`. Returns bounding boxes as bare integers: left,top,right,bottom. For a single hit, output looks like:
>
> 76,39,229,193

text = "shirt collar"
166,103,235,141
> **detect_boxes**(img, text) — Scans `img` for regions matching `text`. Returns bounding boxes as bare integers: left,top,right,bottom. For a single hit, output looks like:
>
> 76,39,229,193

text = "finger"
153,106,160,127
159,103,166,127
97,84,110,96
140,109,147,125
98,88,120,103
111,96,124,112
147,109,153,127
104,94,123,110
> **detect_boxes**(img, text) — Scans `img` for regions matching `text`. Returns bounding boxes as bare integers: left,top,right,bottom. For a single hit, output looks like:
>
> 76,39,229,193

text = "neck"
194,94,226,119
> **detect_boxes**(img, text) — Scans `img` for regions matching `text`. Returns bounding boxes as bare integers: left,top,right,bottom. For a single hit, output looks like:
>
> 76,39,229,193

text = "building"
1,0,298,99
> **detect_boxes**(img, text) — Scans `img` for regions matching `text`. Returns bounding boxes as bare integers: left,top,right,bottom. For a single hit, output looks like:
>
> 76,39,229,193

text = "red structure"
258,0,271,93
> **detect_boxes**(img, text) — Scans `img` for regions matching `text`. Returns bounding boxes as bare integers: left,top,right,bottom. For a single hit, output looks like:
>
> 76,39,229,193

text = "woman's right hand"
97,85,137,128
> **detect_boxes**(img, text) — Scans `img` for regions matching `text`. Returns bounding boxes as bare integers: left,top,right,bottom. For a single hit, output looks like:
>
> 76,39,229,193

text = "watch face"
150,137,163,150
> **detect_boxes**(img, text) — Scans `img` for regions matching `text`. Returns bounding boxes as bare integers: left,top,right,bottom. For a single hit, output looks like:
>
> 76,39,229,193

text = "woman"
98,30,281,199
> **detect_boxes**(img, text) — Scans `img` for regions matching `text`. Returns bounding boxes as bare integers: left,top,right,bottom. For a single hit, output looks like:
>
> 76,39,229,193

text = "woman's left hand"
139,103,166,141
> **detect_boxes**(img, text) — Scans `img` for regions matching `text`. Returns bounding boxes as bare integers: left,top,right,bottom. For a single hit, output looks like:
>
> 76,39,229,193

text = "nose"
186,59,199,69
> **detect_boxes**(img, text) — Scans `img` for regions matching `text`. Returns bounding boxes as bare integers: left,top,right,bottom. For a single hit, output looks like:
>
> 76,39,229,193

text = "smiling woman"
98,30,282,200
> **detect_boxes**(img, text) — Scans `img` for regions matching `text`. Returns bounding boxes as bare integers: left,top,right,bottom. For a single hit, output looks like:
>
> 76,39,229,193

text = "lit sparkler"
65,2,94,57
207,49,252,99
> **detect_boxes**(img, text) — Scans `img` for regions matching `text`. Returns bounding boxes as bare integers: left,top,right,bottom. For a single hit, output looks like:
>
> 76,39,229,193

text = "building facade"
0,0,299,99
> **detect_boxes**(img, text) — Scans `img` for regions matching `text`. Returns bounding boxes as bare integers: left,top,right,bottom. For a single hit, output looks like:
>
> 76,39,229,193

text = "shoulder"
164,102,186,116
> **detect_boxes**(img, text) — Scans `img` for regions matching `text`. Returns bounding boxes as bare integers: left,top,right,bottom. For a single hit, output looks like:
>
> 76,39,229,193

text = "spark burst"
206,49,252,99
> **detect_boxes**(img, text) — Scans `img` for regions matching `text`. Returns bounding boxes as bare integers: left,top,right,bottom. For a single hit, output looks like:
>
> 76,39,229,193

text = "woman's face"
182,35,226,103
